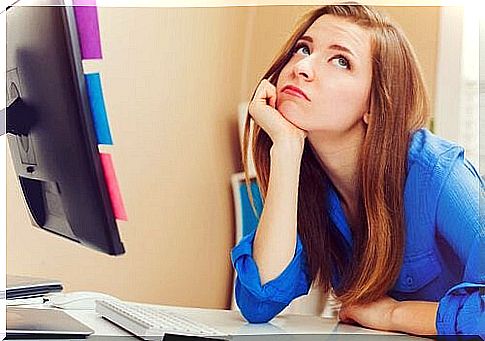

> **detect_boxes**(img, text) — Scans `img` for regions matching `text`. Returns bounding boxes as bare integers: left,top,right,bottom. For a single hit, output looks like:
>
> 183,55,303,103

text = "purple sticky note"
73,2,102,60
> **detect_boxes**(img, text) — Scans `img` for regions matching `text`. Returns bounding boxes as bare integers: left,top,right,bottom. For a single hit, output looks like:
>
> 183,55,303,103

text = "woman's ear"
363,112,370,125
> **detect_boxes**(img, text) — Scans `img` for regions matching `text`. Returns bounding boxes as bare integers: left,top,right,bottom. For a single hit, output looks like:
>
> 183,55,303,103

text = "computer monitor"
6,4,125,255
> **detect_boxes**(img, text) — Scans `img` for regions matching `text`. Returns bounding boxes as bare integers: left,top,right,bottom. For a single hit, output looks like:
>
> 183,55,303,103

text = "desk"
7,297,427,340
61,302,428,340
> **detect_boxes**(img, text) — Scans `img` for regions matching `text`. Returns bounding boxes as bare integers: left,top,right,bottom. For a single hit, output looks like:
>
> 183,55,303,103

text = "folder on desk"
6,307,93,339
6,274,63,299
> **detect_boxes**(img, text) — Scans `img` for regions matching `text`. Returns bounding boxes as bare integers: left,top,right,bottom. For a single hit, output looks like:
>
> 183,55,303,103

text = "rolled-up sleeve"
433,148,485,336
230,230,311,323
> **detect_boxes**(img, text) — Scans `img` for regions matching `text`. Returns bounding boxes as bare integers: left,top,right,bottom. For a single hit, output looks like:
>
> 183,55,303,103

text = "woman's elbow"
238,300,284,324
235,287,286,324
240,309,274,324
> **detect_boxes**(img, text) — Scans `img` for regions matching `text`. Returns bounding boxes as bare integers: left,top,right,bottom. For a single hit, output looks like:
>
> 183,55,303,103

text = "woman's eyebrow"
299,35,313,43
327,44,355,58
298,36,356,58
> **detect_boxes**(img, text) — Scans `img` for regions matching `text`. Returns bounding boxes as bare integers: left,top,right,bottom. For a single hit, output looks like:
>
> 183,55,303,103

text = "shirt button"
406,276,413,286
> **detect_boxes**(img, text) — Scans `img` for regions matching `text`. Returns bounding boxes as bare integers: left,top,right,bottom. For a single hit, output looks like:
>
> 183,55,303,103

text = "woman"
231,3,484,337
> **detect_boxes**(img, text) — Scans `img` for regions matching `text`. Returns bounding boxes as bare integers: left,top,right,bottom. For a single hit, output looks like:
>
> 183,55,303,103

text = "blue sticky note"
84,73,113,145
239,180,263,237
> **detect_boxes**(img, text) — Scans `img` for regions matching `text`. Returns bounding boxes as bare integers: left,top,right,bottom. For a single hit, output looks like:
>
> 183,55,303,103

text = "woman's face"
276,15,373,134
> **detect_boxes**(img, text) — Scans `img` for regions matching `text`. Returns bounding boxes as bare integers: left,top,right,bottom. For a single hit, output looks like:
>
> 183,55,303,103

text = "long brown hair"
242,3,430,306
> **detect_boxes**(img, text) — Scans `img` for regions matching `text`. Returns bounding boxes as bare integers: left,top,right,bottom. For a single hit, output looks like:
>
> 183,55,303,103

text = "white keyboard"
96,299,227,340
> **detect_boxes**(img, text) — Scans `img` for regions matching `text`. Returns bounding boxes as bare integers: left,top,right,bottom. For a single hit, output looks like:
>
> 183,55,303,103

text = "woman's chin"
278,102,305,126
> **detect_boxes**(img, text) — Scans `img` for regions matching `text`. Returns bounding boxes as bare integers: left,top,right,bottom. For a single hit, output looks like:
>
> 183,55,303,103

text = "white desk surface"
8,298,428,340
65,301,427,339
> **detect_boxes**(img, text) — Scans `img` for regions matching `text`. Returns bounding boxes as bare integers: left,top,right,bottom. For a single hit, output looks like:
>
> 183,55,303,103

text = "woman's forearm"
253,141,304,285
391,300,438,335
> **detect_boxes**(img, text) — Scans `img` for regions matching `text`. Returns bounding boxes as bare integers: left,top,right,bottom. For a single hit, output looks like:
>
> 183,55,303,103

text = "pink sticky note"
99,153,128,221
73,2,103,59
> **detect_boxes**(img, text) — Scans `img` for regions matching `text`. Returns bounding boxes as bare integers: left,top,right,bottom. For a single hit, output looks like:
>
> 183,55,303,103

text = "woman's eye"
294,43,310,56
331,55,351,70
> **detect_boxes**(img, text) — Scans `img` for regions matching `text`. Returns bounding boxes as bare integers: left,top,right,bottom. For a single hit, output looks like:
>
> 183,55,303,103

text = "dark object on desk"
164,335,431,341
164,334,228,341
229,336,428,341
7,274,63,299
6,307,93,339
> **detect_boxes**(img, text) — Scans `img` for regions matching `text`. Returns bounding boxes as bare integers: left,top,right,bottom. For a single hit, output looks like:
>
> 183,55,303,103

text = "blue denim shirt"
231,128,484,336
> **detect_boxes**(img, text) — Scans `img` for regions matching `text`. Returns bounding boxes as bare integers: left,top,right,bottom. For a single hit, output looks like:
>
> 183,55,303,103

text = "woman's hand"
249,79,307,147
338,296,400,332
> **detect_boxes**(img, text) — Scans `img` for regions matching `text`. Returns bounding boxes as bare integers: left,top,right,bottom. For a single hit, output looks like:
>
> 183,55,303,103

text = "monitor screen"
6,4,125,255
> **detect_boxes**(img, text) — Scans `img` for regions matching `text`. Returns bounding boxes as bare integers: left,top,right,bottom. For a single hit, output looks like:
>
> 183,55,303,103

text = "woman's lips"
281,85,310,101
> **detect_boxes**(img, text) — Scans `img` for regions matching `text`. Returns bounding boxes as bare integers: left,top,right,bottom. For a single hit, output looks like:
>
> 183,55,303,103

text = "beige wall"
7,6,440,309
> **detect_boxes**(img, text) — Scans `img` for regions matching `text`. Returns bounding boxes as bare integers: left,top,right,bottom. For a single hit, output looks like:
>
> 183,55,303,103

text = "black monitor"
6,4,125,255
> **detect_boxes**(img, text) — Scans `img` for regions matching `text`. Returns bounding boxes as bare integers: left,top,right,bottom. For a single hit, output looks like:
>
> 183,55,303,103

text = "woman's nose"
293,57,314,81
